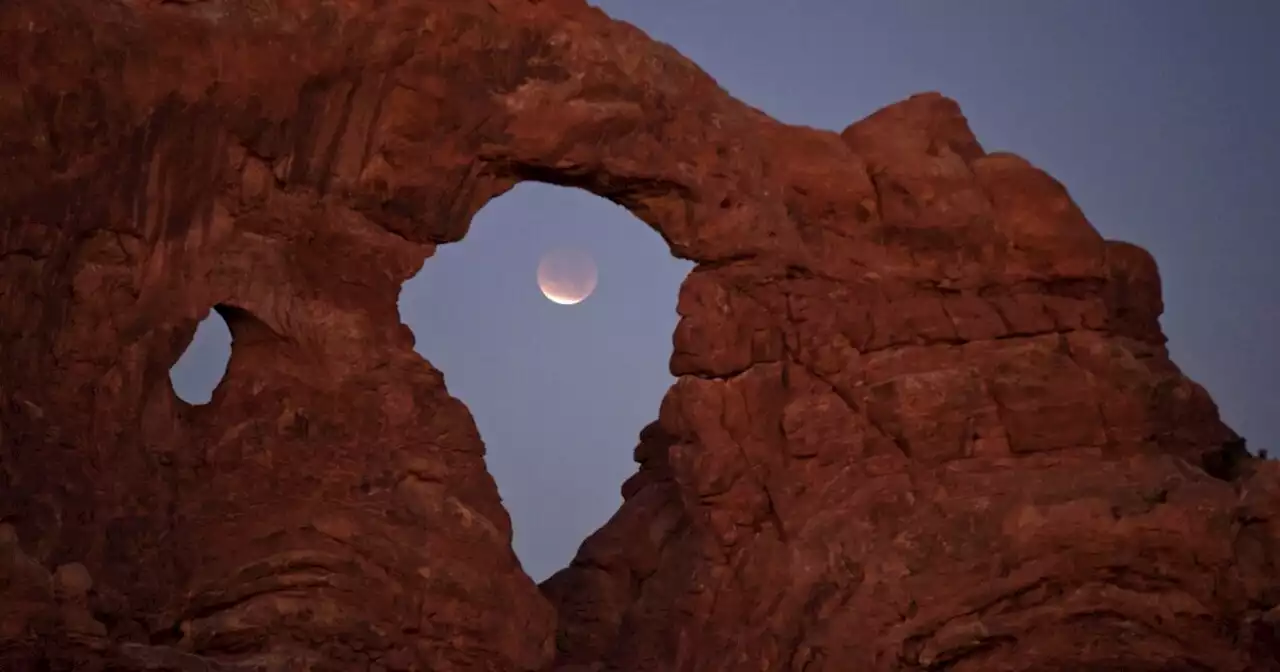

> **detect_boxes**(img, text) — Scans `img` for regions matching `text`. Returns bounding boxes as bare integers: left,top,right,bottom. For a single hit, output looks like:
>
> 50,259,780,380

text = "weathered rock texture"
1,1,1277,670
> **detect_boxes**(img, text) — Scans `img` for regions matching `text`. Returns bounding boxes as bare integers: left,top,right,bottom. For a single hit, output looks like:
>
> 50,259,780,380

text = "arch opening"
397,182,694,582
169,309,233,406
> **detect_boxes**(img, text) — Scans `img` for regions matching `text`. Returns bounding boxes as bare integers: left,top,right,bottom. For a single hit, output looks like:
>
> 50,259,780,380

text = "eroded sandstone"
1,0,1276,670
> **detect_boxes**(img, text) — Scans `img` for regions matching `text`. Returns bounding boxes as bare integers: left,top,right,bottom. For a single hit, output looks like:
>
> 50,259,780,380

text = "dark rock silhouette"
1,1,1277,670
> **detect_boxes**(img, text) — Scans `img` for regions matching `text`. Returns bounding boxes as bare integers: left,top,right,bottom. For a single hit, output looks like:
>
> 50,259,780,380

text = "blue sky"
171,1,1279,581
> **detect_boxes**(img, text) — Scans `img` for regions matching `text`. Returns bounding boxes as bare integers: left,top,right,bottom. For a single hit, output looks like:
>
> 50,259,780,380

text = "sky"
170,1,1279,582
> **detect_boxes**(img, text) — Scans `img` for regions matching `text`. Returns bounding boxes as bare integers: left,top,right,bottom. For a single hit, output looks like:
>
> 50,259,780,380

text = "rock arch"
169,308,233,405
397,180,691,582
0,1,1277,671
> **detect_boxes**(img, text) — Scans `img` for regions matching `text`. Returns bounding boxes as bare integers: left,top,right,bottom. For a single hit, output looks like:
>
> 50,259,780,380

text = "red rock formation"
0,0,1276,670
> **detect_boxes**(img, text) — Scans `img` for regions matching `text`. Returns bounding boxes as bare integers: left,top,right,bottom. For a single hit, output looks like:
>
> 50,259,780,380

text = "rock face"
0,0,1276,670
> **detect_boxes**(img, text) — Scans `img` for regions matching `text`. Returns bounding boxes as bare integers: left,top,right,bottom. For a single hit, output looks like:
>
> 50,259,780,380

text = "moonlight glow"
537,248,598,305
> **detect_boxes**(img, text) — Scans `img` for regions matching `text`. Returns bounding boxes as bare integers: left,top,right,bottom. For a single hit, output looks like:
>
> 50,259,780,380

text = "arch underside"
0,1,1277,671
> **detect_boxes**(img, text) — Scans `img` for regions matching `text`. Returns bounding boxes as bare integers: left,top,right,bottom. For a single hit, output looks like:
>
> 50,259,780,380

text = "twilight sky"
171,1,1279,582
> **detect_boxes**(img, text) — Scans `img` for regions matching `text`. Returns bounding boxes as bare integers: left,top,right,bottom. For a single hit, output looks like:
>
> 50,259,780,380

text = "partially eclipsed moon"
537,248,598,305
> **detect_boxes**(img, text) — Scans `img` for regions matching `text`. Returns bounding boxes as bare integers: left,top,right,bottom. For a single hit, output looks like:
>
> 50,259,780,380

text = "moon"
537,248,598,305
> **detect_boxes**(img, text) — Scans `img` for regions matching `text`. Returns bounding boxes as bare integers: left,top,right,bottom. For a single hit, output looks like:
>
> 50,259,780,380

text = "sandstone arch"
0,1,1277,671
169,308,232,405
397,179,690,582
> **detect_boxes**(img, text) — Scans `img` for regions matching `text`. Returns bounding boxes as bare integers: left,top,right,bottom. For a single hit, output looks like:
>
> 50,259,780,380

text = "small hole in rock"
168,310,232,406
399,182,693,582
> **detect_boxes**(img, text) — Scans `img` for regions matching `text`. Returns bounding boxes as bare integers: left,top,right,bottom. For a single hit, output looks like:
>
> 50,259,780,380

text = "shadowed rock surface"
1,1,1277,670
